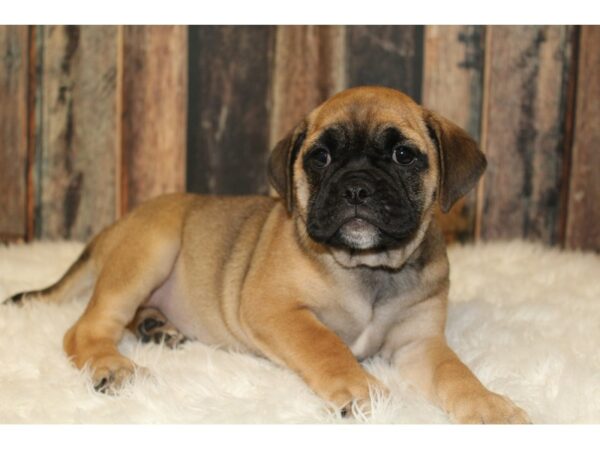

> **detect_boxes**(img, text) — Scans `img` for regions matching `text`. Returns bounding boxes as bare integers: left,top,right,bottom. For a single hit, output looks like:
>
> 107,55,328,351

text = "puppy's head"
269,86,486,266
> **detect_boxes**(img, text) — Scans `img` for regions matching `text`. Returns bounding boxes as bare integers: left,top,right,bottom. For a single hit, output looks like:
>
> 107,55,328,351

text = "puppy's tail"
3,241,97,306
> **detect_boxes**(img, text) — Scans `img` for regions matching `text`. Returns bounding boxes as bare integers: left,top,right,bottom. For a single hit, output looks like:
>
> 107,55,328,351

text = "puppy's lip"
340,217,374,231
327,212,382,238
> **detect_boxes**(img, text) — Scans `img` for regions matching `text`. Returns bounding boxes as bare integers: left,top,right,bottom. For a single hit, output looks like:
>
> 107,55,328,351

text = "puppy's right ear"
268,121,307,214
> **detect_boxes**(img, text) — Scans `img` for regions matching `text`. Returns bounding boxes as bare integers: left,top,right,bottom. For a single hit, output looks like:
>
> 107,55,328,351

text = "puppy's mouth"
307,202,421,251
336,217,380,250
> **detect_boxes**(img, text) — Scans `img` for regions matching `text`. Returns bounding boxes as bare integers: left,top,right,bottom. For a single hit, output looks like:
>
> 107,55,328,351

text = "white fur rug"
0,240,599,424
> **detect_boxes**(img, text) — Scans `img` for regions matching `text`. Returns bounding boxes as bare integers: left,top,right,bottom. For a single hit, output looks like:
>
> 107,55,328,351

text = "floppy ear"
268,121,307,214
424,110,487,213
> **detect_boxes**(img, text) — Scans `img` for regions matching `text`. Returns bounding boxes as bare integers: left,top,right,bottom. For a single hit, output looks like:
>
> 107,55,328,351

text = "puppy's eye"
310,148,331,168
392,145,416,165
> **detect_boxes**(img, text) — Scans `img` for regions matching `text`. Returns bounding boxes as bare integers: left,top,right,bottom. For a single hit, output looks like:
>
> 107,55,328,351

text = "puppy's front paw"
320,372,388,418
89,355,142,394
451,390,531,424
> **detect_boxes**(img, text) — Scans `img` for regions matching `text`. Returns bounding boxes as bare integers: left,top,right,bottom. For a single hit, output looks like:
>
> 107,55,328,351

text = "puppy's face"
269,86,486,259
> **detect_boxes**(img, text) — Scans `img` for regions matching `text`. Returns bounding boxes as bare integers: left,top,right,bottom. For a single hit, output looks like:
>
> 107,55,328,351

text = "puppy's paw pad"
134,308,188,349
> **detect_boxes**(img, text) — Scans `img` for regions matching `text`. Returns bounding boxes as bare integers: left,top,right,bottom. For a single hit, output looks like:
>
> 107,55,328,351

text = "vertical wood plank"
422,25,485,243
566,26,600,251
479,26,574,244
0,26,29,241
269,25,346,146
37,26,119,240
187,26,275,196
121,25,187,213
346,26,423,102
26,25,39,241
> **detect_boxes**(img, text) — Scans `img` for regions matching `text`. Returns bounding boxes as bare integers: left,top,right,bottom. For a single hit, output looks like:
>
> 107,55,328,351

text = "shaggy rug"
0,240,599,424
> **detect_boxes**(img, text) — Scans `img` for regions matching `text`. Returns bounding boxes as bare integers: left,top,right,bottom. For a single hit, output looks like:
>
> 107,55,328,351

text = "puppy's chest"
315,267,420,360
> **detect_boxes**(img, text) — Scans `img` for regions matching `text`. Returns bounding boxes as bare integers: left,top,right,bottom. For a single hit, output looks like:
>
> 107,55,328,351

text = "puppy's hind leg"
64,232,182,394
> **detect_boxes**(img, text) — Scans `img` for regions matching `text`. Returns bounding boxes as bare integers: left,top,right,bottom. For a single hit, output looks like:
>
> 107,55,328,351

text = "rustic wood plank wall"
566,26,600,250
37,26,120,240
478,26,574,245
0,26,29,242
187,26,275,196
121,26,188,213
0,25,598,251
346,26,423,102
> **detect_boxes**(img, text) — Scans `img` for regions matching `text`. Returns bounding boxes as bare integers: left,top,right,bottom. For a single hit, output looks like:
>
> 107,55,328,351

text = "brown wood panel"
187,26,275,196
422,25,485,243
479,26,574,244
37,26,119,240
121,25,187,213
269,25,345,146
566,26,600,251
0,26,29,241
26,25,38,241
346,26,423,102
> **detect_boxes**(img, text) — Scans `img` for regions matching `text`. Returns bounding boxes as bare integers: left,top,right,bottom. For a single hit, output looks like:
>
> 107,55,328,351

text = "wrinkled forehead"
307,88,426,140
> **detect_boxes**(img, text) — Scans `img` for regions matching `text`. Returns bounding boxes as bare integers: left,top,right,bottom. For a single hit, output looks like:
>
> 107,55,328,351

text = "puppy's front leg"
240,301,384,413
386,295,530,424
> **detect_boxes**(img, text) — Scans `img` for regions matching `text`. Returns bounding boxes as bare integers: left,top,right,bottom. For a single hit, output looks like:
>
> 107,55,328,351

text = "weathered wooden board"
37,26,119,240
0,26,29,241
187,26,275,195
346,26,423,102
422,25,485,243
565,26,600,251
270,25,346,146
121,25,187,213
478,25,574,245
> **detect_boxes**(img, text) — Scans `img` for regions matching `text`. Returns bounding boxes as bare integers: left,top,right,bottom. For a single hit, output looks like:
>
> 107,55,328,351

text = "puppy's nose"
343,182,372,205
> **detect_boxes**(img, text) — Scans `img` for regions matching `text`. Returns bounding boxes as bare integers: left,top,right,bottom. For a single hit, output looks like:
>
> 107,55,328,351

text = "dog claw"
94,377,109,392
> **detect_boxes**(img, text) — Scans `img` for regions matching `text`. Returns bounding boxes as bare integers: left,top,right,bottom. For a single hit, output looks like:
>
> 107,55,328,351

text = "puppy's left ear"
424,110,487,213
267,121,307,214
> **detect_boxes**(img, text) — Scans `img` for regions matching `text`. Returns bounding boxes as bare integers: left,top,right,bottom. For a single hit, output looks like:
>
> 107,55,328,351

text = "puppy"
6,86,529,423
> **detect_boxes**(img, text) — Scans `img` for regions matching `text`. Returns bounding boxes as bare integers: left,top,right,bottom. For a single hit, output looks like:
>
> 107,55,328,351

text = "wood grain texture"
187,26,275,196
270,25,346,146
26,26,38,241
121,25,187,213
37,26,119,240
346,26,423,102
479,26,574,244
0,26,29,241
423,25,485,243
566,26,600,251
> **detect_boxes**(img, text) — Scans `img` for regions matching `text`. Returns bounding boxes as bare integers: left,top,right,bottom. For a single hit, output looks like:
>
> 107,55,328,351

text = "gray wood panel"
37,26,119,240
346,26,424,102
187,26,275,196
